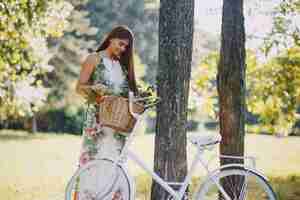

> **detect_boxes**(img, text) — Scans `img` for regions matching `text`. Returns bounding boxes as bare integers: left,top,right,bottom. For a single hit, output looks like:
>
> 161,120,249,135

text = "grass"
270,175,300,200
135,175,300,200
0,129,300,200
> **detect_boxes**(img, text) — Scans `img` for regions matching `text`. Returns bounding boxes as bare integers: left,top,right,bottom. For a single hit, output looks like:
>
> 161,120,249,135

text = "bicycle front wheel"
195,167,276,200
65,159,131,200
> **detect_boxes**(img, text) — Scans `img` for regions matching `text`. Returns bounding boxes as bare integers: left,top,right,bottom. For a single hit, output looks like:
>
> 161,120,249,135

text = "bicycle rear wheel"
194,167,276,200
65,159,131,200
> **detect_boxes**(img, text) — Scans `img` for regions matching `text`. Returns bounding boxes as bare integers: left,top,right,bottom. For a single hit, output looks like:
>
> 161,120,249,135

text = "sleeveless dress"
75,52,130,200
78,51,130,166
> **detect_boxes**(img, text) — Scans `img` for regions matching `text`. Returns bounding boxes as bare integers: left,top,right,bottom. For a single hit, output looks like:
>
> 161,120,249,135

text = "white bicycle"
65,91,277,200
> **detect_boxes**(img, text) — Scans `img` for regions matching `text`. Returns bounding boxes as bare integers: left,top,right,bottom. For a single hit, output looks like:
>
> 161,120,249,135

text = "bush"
0,117,25,130
36,106,85,134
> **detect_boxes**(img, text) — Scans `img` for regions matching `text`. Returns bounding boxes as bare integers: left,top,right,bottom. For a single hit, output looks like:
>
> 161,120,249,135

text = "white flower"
14,80,48,106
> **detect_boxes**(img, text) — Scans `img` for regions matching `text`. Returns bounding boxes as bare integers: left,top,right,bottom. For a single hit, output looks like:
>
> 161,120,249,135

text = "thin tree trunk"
217,0,246,197
31,114,37,133
151,0,194,199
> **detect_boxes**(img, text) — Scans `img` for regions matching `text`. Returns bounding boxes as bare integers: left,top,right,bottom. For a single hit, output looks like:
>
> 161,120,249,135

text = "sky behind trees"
194,0,281,48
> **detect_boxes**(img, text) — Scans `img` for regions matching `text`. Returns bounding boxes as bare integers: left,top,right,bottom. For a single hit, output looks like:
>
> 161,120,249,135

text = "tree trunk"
151,0,194,199
31,114,37,133
217,0,246,197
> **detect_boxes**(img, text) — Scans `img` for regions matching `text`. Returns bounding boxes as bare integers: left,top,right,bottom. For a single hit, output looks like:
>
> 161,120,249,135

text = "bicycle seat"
188,134,222,147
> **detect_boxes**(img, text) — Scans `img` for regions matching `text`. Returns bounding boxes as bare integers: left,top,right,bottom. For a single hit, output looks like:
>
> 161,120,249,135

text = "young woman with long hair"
75,25,139,200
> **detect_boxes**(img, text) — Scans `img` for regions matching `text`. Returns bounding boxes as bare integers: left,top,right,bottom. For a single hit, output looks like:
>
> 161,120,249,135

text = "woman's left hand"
95,95,105,104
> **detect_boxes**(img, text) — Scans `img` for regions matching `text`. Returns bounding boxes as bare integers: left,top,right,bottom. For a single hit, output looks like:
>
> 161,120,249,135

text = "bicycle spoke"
196,168,276,200
65,159,131,200
238,173,249,200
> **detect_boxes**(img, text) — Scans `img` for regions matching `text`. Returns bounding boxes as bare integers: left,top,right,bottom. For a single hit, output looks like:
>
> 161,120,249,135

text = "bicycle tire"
65,159,131,200
194,167,277,200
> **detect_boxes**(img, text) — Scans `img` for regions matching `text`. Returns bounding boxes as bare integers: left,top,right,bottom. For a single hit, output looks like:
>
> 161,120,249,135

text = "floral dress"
79,51,130,166
75,52,130,200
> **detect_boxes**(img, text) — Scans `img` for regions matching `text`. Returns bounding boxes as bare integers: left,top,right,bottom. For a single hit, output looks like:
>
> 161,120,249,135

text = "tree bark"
151,0,194,199
217,0,246,196
218,0,246,164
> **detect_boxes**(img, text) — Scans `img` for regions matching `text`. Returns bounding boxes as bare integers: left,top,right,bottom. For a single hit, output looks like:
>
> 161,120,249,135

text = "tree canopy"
0,0,72,119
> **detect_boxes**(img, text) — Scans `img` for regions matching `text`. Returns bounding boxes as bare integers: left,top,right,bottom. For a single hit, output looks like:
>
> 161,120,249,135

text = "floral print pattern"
76,52,129,199
79,52,129,165
90,52,129,98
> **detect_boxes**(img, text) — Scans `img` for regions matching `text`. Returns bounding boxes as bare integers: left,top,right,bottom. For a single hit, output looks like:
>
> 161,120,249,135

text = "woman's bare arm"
76,53,99,98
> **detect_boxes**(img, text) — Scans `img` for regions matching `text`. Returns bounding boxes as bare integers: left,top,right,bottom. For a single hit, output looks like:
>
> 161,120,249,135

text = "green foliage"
193,51,219,119
194,48,300,135
262,0,300,55
0,0,73,119
0,105,85,134
248,47,300,135
46,0,99,107
36,105,84,134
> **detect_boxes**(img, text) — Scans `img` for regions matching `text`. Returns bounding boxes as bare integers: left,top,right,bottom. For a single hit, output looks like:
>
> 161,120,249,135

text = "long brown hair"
95,25,138,95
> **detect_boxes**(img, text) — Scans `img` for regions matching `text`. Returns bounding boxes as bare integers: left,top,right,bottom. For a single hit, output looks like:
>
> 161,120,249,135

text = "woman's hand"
76,84,94,99
95,95,105,104
91,83,111,96
91,83,113,104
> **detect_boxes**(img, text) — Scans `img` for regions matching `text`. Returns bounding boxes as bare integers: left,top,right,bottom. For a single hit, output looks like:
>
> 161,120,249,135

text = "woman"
75,25,138,200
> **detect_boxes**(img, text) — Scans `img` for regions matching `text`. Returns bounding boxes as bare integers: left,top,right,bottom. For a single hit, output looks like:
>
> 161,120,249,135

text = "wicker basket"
97,96,145,133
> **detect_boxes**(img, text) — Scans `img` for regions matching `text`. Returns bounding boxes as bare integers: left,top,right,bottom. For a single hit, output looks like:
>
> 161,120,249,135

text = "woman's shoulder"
97,51,106,59
82,52,101,67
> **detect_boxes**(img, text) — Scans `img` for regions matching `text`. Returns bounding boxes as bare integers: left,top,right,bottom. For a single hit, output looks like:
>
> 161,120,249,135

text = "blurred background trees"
0,0,73,119
0,0,299,136
192,0,300,136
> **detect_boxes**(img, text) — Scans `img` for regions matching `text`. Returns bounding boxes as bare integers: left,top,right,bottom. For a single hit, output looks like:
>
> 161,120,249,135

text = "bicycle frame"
66,92,274,200
116,127,261,200
117,123,203,200
114,93,193,200
110,92,263,200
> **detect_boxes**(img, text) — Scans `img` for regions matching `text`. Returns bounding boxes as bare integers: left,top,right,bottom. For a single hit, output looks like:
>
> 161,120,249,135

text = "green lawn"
0,129,299,200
